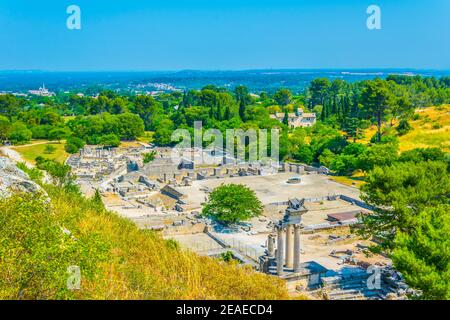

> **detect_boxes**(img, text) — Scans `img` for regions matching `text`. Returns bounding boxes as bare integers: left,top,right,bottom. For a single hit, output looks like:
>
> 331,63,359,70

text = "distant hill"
1,69,449,93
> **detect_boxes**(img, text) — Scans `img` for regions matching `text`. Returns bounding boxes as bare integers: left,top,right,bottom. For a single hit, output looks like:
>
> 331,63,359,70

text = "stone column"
294,224,301,273
285,224,294,268
267,234,275,258
276,225,285,276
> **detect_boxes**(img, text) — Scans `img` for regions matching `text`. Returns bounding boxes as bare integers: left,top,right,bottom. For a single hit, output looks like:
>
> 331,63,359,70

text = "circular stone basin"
287,177,302,184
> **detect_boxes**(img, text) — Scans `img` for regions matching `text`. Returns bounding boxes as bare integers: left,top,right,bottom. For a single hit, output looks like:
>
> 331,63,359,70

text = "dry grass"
48,187,293,300
358,105,450,152
330,174,365,188
399,105,450,152
119,141,143,148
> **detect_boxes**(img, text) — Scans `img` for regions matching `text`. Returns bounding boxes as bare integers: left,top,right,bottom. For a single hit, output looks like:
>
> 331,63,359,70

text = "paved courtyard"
182,172,361,210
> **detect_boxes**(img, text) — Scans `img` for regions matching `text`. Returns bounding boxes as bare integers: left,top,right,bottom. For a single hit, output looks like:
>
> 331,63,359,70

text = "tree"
388,83,414,126
143,151,156,164
65,136,85,154
342,117,363,142
358,142,398,172
91,189,105,211
361,79,396,142
399,148,447,164
116,113,145,140
35,158,76,187
49,127,70,143
293,145,313,164
0,94,22,118
41,111,62,126
392,205,450,300
318,149,335,168
132,95,163,130
342,143,367,157
331,154,360,175
153,118,175,146
234,85,251,106
202,184,263,224
0,115,11,140
98,134,120,147
309,78,331,108
44,145,56,154
238,99,246,121
358,161,450,249
282,109,289,126
274,89,292,106
7,122,32,144
312,105,323,119
396,119,412,136
65,143,79,154
224,105,231,120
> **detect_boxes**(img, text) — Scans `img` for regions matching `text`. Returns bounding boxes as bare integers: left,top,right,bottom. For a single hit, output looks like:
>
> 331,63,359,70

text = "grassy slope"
359,105,450,152
331,105,450,189
12,141,69,164
1,184,290,300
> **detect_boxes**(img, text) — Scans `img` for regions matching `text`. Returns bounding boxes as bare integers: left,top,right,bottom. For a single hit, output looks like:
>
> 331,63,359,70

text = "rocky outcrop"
0,156,43,198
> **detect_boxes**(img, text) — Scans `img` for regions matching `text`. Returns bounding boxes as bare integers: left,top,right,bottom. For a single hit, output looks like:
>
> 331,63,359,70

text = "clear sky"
0,0,448,71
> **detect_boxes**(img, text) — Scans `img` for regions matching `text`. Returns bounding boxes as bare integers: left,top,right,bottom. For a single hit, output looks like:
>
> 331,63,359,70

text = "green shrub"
0,193,109,299
143,151,157,164
432,123,443,130
396,119,412,136
44,145,57,154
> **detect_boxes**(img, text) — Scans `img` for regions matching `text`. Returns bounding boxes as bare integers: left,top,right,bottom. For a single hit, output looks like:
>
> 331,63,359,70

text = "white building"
28,84,55,97
270,109,316,128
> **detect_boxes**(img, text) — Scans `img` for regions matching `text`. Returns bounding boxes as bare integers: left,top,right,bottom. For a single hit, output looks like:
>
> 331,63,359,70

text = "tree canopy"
202,184,263,224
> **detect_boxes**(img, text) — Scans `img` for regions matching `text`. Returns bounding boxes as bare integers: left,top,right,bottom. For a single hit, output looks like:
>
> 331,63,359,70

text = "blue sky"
0,0,448,71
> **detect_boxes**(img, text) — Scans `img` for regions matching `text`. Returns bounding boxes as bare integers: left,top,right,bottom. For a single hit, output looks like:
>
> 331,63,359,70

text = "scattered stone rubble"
317,266,412,300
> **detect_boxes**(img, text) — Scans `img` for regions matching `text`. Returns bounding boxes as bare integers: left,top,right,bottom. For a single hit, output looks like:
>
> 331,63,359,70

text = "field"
12,141,69,164
360,105,450,152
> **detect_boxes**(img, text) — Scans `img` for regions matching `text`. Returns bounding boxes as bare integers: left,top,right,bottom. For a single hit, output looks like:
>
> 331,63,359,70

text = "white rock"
0,156,44,198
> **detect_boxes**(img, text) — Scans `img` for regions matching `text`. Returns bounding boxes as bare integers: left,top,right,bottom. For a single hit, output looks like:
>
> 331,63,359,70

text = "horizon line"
1,67,450,73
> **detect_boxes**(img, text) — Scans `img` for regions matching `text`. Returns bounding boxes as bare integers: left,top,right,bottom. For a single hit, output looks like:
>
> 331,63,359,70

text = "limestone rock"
0,156,43,198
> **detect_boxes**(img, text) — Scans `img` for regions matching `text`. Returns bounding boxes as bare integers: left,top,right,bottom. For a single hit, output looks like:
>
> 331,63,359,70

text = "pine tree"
282,109,289,125
239,100,246,121
92,189,105,211
224,106,231,120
